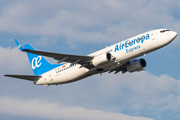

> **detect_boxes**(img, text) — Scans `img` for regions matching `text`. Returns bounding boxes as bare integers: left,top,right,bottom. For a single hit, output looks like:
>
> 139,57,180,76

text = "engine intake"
126,59,146,72
90,53,111,66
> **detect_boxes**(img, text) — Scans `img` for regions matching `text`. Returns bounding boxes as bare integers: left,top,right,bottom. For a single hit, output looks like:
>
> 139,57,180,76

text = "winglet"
14,39,27,51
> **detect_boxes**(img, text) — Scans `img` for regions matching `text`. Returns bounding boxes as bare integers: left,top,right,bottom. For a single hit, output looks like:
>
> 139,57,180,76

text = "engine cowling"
126,59,146,72
91,53,111,66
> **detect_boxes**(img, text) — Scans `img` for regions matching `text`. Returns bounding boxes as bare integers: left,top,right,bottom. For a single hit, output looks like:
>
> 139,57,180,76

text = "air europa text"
114,34,150,52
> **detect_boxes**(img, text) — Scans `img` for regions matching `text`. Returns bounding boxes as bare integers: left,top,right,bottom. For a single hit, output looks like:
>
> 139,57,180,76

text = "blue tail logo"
31,56,42,69
14,39,63,75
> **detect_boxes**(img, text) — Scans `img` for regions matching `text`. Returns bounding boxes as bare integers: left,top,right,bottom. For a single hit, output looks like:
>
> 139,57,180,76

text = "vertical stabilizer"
23,44,62,75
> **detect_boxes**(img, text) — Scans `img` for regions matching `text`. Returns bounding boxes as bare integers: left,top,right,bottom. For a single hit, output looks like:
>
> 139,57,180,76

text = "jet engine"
126,59,146,72
90,53,111,67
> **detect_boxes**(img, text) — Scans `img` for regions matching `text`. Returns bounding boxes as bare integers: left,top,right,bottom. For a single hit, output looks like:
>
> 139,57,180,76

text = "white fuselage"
35,29,177,86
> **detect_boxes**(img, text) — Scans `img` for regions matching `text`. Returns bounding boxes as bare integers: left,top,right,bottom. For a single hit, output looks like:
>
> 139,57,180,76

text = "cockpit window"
160,30,170,33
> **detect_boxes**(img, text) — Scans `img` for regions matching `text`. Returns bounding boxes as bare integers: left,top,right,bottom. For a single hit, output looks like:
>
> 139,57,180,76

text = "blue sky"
1,0,180,120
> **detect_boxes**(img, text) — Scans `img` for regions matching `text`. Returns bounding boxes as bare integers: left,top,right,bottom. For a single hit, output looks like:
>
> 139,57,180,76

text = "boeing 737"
4,29,177,86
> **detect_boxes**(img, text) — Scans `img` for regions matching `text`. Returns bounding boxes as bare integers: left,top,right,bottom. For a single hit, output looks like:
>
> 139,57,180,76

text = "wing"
108,60,145,74
15,39,94,68
22,49,93,64
4,75,41,81
108,62,129,74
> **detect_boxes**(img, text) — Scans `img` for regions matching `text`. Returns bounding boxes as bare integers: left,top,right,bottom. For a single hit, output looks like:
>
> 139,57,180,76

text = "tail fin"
15,40,62,75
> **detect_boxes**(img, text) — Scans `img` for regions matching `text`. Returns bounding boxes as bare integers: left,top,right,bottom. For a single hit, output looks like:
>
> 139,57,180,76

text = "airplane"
4,29,177,86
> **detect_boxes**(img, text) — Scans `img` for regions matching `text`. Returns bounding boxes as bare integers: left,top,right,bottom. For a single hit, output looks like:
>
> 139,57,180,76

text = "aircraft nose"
171,31,178,39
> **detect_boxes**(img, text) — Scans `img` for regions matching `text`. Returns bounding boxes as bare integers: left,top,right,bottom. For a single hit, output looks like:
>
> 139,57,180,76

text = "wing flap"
4,75,41,81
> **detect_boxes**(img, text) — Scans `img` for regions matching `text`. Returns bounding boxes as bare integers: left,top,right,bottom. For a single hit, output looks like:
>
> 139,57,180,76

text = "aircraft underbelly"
52,66,88,84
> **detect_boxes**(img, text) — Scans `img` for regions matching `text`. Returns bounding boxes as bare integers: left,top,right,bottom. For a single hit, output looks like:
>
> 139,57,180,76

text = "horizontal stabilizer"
4,75,41,81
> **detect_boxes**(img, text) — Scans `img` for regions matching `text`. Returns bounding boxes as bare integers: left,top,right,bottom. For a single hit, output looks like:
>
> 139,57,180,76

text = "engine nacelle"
91,53,111,66
126,59,146,72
